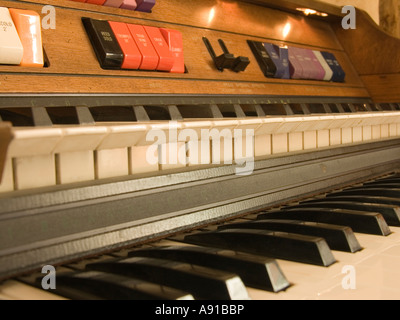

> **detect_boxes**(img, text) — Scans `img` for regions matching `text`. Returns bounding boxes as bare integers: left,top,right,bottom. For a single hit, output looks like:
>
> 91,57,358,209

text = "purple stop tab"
120,0,137,10
135,0,156,12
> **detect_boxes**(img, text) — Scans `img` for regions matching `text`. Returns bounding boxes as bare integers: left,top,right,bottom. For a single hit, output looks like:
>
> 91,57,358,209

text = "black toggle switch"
218,39,250,72
203,37,235,71
203,37,249,72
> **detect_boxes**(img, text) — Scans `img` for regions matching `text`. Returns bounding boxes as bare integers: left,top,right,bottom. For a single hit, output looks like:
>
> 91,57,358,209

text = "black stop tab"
82,17,124,70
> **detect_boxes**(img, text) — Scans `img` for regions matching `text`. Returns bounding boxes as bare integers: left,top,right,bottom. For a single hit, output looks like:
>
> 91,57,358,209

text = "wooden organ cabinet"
1,0,400,300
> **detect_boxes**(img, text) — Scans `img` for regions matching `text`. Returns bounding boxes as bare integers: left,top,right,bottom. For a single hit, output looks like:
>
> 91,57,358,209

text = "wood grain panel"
0,0,367,98
0,74,370,98
334,9,400,102
335,9,400,75
361,74,400,103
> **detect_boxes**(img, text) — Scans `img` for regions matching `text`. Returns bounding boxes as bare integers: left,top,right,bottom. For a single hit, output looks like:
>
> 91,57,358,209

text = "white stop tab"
0,7,23,65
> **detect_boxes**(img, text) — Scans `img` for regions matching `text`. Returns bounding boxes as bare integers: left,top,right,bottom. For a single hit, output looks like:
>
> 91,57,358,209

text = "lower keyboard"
2,175,400,300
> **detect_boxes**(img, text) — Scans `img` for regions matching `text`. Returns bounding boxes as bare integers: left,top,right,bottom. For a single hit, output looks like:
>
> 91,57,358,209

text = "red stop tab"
108,21,142,70
144,26,174,72
127,24,158,70
160,28,185,73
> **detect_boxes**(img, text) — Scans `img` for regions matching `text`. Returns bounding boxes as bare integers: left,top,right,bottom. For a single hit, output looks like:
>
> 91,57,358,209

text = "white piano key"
329,128,342,146
0,157,14,192
234,119,258,163
389,124,398,137
341,127,353,144
372,125,381,140
317,130,330,148
313,115,336,131
97,123,148,149
159,142,187,170
181,119,213,137
254,134,272,157
8,128,63,157
54,126,108,153
234,134,255,164
53,126,108,184
186,140,211,166
13,154,56,190
255,117,283,135
181,120,212,166
95,148,129,179
362,126,372,141
0,280,66,300
292,116,319,132
274,117,301,133
210,119,238,165
303,131,317,150
147,121,183,144
129,145,160,174
56,151,95,184
353,126,363,142
288,132,303,152
236,118,262,132
272,133,288,154
381,124,389,138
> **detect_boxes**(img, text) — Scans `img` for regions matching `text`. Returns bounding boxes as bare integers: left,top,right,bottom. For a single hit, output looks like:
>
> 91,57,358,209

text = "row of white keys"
1,112,400,192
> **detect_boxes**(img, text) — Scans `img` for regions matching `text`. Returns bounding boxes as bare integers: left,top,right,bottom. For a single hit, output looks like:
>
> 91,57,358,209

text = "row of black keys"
23,175,400,300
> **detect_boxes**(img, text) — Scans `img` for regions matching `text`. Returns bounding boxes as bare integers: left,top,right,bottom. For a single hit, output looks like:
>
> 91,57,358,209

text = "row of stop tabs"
82,17,185,73
69,0,156,13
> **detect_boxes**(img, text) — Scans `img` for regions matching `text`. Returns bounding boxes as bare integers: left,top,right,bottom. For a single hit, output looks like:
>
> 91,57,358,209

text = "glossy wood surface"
334,9,400,102
0,0,368,98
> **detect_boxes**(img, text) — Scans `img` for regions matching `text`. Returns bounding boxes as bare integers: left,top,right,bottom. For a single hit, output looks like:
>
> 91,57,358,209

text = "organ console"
1,0,400,301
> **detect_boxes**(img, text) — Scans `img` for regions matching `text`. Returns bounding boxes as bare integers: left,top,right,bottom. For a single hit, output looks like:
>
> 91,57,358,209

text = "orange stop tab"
9,8,44,67
127,24,158,70
144,26,174,72
108,21,142,70
160,28,185,73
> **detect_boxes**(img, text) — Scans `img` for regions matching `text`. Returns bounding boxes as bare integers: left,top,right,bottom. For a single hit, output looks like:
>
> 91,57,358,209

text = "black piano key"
257,208,391,236
127,245,290,292
322,195,400,207
87,257,249,300
49,271,194,300
292,201,400,226
363,178,400,185
357,184,400,189
182,229,336,267
217,219,362,253
327,188,400,199
360,181,400,189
